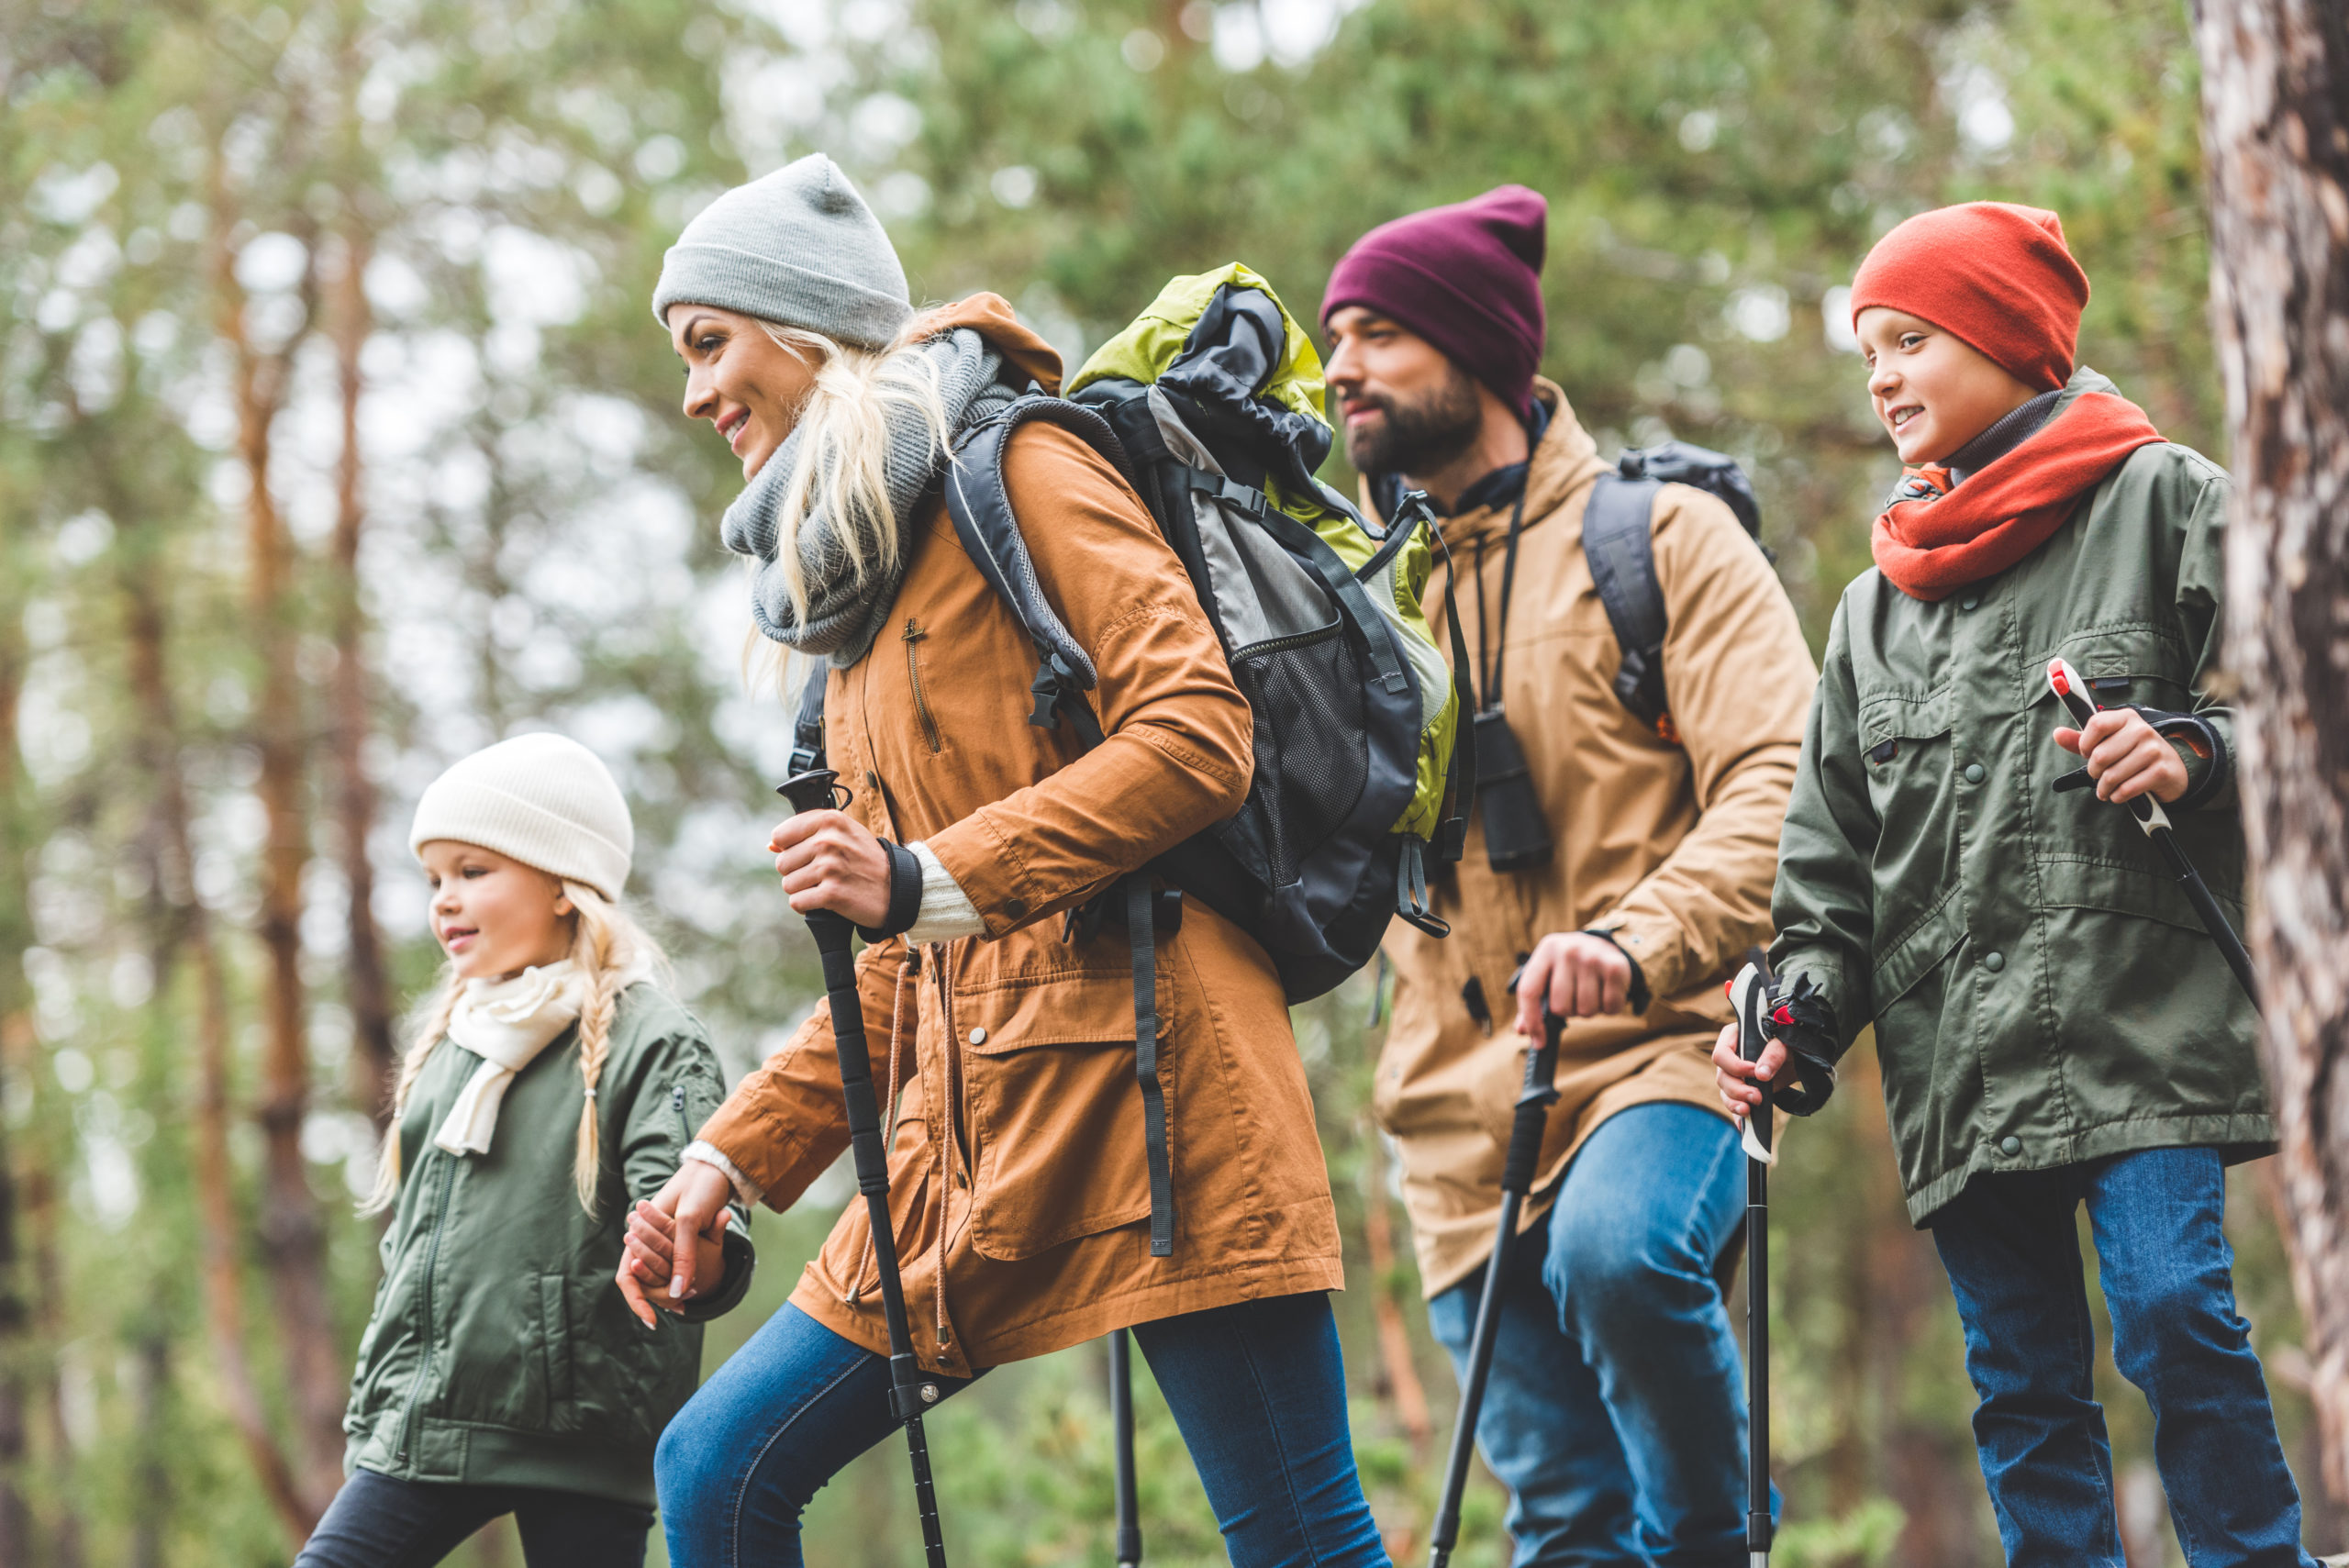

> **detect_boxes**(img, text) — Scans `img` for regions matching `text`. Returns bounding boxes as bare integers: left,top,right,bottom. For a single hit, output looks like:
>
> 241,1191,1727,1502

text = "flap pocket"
957,965,1175,1053
1859,686,1954,753
962,969,1175,1262
1871,886,1966,1010
2035,625,2194,712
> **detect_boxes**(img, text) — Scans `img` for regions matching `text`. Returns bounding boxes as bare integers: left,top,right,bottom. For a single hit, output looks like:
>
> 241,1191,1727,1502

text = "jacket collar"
1435,378,1605,552
907,292,1064,393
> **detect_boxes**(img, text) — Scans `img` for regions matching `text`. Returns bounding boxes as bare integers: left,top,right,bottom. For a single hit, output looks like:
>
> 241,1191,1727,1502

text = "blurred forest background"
0,0,2321,1562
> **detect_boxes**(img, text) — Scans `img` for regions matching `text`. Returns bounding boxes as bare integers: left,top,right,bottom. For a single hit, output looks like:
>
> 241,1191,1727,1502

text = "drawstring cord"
845,947,919,1309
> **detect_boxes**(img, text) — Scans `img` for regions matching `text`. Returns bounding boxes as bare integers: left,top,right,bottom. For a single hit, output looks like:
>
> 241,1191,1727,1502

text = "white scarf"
435,960,589,1157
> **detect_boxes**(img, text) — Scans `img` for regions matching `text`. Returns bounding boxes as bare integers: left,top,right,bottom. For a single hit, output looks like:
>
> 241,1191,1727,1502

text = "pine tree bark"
329,217,397,1128
210,177,350,1510
2192,0,2349,1506
0,547,36,1568
117,517,320,1542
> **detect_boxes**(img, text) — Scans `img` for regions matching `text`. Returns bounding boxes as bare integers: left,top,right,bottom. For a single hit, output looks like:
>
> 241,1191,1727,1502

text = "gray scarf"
721,327,1016,665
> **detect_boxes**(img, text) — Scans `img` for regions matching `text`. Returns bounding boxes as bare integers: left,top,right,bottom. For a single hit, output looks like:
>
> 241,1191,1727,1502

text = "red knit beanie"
1320,185,1548,418
1849,203,2090,393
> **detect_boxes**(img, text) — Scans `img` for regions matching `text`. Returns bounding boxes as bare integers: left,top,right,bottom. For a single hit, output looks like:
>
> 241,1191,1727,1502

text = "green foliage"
0,1,2325,1564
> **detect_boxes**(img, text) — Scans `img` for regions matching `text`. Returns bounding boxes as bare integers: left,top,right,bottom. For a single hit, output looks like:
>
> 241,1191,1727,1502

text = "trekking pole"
774,766,949,1568
1110,1329,1141,1568
1728,959,1779,1568
1427,1009,1564,1568
2046,658,2256,1002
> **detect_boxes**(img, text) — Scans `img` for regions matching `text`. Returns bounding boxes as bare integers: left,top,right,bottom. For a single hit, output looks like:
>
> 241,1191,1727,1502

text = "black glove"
1764,974,1838,1117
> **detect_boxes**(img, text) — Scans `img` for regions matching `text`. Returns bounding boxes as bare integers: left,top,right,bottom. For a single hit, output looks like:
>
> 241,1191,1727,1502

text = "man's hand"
770,808,891,929
616,1161,736,1327
1711,1020,1785,1121
1514,932,1634,1038
2054,708,2188,806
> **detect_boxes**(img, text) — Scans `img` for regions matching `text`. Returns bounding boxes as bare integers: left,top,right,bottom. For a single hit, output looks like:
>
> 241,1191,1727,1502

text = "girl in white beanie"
295,733,754,1568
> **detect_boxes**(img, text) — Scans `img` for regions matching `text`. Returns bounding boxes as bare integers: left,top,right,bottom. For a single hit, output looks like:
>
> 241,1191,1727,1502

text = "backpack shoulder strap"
941,394,1132,742
1582,472,1672,733
787,663,829,776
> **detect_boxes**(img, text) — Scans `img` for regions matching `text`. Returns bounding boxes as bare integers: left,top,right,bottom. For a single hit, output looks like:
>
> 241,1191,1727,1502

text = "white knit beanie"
408,733,634,902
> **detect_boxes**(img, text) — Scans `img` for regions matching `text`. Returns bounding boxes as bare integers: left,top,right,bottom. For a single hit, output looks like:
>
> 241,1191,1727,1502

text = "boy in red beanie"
1330,188,1818,1566
1717,203,2317,1566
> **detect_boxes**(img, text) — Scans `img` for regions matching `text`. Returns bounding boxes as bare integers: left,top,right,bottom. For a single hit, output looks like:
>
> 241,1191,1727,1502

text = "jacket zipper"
393,1152,459,1462
903,618,942,753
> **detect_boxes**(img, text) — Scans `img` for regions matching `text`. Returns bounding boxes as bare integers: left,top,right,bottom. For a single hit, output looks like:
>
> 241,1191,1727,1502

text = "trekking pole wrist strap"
857,840,926,944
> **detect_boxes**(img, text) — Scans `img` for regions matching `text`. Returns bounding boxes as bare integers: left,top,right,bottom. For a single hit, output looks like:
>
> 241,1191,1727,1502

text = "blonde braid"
361,970,461,1216
565,884,627,1215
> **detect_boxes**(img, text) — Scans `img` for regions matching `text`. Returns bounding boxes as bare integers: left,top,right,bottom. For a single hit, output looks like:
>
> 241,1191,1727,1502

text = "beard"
1340,365,1484,477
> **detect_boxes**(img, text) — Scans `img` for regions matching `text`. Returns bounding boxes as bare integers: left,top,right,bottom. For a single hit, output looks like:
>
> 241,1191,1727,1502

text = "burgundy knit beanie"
1321,185,1549,418
1849,202,2090,394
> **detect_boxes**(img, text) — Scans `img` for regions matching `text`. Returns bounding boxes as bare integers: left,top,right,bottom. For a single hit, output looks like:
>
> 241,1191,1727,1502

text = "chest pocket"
959,965,1178,1262
1858,686,1963,944
2043,624,2198,717
2032,628,2243,928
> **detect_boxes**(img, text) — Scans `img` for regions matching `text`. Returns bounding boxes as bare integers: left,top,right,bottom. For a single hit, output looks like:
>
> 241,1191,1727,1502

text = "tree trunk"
328,218,397,1127
2194,0,2349,1507
211,185,349,1509
0,596,35,1568
117,513,320,1543
1360,1122,1434,1459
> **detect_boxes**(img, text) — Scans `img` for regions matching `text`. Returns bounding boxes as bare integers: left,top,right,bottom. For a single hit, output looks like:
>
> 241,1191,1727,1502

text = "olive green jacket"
343,983,750,1506
1772,368,2269,1225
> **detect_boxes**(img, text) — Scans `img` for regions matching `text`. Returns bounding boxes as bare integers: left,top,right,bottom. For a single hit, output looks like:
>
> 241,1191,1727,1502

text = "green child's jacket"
343,983,749,1506
1772,367,2270,1225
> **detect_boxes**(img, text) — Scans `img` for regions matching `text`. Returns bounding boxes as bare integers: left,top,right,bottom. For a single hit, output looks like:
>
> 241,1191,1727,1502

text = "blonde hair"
755,317,952,631
365,881,668,1217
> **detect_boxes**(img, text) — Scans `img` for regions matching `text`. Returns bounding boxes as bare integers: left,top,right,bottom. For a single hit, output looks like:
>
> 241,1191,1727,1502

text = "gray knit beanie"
409,733,635,902
651,154,912,350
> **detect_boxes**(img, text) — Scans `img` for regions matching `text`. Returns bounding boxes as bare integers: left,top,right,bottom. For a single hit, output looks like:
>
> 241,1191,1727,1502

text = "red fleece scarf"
1872,391,2165,601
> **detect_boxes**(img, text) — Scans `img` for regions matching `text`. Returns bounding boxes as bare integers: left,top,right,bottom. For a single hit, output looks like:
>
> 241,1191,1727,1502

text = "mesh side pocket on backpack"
1231,623,1370,888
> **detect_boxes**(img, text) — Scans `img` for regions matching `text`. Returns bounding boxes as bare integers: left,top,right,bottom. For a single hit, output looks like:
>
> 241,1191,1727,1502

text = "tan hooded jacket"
696,296,1342,1375
1373,381,1816,1296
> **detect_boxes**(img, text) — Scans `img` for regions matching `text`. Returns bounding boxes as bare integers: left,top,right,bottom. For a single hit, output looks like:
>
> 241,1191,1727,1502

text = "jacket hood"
908,292,1063,394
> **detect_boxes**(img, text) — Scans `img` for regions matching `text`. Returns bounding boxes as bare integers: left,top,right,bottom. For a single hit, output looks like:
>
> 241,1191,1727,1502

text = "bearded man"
1323,187,1817,1567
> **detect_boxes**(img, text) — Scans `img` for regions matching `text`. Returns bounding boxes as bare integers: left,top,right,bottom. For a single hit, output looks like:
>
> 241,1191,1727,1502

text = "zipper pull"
672,1084,691,1141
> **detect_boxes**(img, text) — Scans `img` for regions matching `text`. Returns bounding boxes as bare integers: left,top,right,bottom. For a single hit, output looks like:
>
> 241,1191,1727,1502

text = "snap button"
968,1027,987,1046
1999,1135,2021,1156
1964,762,1986,784
1983,951,2006,973
1961,596,1979,611
1003,897,1029,918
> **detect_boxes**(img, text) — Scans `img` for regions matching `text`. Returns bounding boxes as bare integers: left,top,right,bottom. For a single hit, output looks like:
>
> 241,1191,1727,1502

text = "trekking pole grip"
1500,1013,1564,1196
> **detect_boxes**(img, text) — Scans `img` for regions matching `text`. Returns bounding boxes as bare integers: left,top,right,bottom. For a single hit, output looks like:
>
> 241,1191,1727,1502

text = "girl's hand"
769,809,891,929
2054,708,2188,806
616,1162,736,1327
1711,1021,1784,1120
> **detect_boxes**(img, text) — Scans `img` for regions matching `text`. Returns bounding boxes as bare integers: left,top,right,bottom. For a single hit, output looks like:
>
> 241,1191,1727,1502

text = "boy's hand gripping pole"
2046,659,2256,1003
1427,1011,1564,1568
1729,958,1779,1566
775,767,950,1568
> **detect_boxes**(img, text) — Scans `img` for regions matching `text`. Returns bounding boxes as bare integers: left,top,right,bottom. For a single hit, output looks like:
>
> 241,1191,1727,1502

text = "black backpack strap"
1126,874,1173,1256
941,395,1179,1255
788,664,829,776
1583,473,1672,735
941,394,1134,735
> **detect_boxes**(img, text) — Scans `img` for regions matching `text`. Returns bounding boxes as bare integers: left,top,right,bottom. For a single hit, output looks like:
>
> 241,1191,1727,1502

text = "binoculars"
1472,705,1553,872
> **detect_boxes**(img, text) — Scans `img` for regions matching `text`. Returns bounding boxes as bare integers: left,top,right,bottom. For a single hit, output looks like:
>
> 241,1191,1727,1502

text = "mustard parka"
1373,382,1818,1297
695,297,1342,1377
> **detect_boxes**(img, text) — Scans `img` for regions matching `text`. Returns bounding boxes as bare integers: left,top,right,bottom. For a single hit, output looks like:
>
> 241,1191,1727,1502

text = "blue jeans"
1427,1102,1755,1567
656,1293,1386,1567
1931,1146,2316,1567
